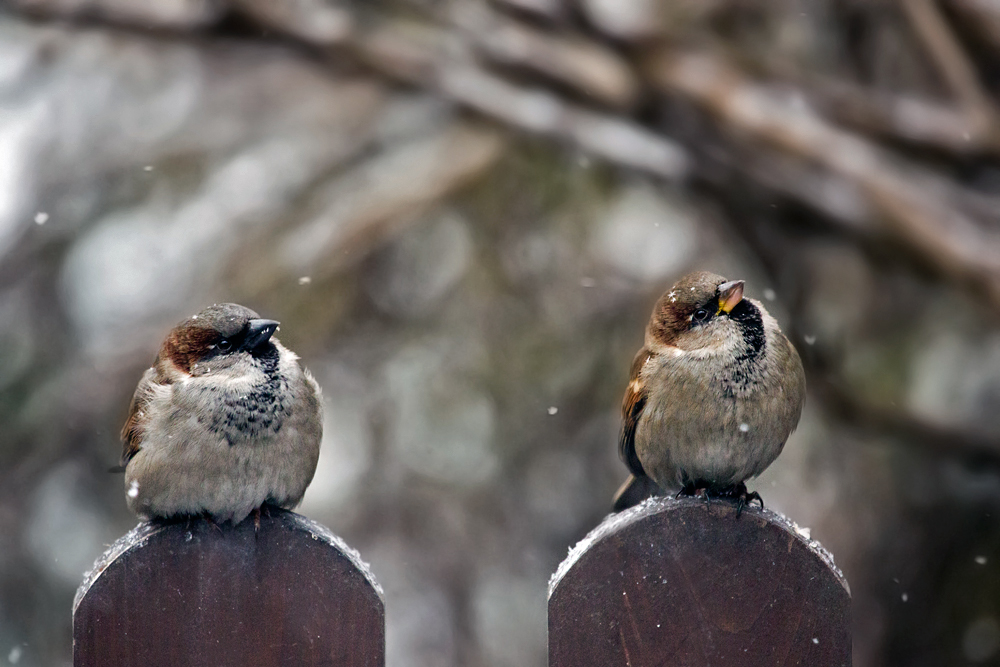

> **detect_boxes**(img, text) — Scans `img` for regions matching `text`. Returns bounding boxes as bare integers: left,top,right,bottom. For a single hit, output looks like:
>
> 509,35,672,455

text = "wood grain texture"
548,497,850,667
74,508,383,667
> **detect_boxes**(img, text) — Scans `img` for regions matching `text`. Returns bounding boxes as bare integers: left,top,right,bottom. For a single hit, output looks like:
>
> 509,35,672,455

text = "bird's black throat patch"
201,345,293,445
728,300,766,364
720,299,767,397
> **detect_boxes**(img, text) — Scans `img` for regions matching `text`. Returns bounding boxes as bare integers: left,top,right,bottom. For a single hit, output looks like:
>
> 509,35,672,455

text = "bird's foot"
200,512,224,533
251,504,275,535
719,482,763,517
676,482,712,507
676,481,699,498
677,481,762,517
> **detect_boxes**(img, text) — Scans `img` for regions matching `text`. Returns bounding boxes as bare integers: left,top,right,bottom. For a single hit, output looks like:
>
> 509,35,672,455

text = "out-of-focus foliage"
1,1,999,665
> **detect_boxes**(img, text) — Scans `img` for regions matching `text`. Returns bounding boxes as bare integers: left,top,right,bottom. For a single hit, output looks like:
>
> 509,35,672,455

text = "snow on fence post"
73,507,384,667
548,496,851,666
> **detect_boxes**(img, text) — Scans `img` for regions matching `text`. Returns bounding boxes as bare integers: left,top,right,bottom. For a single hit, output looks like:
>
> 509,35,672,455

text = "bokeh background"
2,0,1000,665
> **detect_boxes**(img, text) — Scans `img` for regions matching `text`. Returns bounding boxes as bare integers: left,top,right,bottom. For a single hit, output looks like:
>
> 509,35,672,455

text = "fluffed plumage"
121,303,322,523
613,272,805,513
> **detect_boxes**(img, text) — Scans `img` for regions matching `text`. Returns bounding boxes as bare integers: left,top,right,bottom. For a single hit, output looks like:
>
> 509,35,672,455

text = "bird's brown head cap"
648,271,745,345
160,303,278,373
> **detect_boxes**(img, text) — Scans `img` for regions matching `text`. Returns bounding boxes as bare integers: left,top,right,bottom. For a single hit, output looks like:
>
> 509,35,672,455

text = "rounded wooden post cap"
548,497,851,666
74,508,384,667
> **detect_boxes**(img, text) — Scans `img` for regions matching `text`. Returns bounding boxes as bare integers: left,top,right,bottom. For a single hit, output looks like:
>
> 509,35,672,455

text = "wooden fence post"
548,496,851,666
73,507,384,667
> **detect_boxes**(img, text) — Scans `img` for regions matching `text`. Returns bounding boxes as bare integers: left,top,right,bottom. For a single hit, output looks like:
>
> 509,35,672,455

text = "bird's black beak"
241,319,279,351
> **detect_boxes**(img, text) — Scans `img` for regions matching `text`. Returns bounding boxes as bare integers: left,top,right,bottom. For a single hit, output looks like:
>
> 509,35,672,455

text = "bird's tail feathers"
612,474,662,512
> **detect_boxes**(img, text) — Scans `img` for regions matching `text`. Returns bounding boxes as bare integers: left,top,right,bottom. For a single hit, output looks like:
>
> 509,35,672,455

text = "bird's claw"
727,483,763,517
677,481,763,517
201,512,223,534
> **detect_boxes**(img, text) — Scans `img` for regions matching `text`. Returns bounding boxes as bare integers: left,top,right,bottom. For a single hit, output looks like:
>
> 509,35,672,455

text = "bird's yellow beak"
717,280,745,314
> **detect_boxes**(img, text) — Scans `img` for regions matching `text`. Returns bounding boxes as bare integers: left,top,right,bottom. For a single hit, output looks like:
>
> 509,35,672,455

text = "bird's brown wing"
619,348,650,478
119,367,161,467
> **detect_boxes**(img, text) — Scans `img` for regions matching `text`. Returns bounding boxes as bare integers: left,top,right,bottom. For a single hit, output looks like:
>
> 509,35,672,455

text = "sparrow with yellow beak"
613,272,805,513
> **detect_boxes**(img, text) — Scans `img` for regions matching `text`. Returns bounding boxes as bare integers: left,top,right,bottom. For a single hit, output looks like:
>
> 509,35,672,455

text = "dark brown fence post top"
74,508,385,667
548,496,851,667
74,510,383,614
549,496,848,598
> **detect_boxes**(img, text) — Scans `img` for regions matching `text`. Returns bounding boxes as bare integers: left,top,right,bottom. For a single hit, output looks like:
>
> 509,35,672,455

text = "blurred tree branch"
6,0,1000,464
902,0,994,131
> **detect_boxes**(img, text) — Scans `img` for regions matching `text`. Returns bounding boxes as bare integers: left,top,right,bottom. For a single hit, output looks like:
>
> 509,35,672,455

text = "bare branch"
901,0,994,127
450,1,641,110
356,20,688,179
645,48,1000,305
232,0,353,46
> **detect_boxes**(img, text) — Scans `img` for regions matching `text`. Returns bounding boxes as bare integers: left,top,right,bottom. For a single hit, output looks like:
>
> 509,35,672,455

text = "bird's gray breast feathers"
190,351,294,445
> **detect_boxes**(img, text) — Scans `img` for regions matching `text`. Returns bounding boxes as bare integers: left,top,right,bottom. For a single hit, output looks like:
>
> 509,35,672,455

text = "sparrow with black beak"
613,272,805,513
120,303,322,524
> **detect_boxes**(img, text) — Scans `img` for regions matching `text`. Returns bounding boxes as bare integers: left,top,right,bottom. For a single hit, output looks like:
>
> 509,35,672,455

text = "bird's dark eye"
217,339,232,352
691,307,714,325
